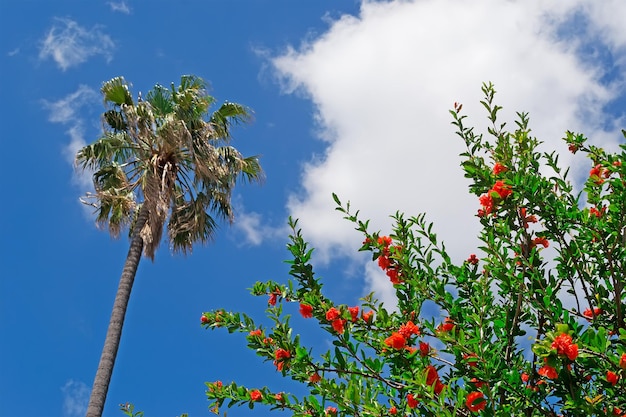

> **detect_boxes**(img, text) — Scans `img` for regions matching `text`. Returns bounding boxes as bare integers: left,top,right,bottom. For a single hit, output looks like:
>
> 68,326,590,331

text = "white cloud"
61,379,90,417
108,1,131,14
233,202,287,246
39,18,115,71
267,0,626,303
42,85,99,189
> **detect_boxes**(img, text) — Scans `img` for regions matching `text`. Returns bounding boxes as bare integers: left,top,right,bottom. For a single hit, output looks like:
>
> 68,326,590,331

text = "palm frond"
101,77,134,106
146,84,173,118
75,133,136,170
209,102,253,141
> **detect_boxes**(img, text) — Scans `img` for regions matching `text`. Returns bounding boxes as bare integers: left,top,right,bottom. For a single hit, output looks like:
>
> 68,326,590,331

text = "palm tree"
77,75,263,417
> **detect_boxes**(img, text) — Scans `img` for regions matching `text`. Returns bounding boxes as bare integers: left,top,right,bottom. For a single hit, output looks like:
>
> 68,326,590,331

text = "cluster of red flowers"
274,348,291,371
325,307,347,334
478,180,512,216
375,236,403,284
551,333,578,361
407,393,419,408
384,320,420,350
590,206,606,218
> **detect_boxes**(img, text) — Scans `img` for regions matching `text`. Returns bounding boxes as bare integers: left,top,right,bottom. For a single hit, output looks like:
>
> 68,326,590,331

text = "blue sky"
0,1,625,416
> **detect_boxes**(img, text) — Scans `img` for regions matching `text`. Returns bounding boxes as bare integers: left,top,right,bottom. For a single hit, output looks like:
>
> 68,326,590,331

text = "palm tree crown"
77,75,263,257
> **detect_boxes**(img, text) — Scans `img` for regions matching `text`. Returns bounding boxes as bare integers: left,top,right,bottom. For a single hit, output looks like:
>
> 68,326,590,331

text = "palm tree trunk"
86,204,150,417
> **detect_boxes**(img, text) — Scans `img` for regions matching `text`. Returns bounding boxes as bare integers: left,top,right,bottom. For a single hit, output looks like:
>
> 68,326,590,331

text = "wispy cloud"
42,85,99,188
269,0,626,306
108,1,131,14
39,18,115,71
61,379,90,417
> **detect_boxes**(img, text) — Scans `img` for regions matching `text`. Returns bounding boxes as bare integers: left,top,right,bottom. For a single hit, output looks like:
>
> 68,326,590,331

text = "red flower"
568,143,578,153
619,353,626,370
384,332,407,349
309,373,321,383
425,365,439,386
348,306,359,322
551,333,578,361
466,392,486,412
492,180,512,199
331,319,346,334
438,317,455,332
520,207,538,228
464,353,478,367
209,380,223,392
467,254,479,265
249,329,262,337
407,393,419,409
493,162,507,175
607,370,619,386
274,393,284,402
470,378,485,389
590,206,606,218
583,307,602,319
268,293,277,306
521,372,529,383
274,348,291,371
399,320,420,338
250,390,262,402
325,307,341,321
538,365,558,379
201,315,209,324
325,406,337,415
275,348,291,360
362,310,374,323
299,303,313,318
590,164,605,184
386,268,402,284
389,406,398,415
479,194,494,214
263,337,274,345
419,342,430,357
531,237,549,249
378,255,391,270
378,236,392,246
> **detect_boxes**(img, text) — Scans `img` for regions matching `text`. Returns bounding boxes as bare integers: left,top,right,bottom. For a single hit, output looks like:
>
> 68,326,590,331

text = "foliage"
201,83,625,416
76,75,263,258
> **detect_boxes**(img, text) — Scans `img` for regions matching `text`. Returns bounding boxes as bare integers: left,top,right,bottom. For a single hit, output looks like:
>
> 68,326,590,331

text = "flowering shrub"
201,84,625,416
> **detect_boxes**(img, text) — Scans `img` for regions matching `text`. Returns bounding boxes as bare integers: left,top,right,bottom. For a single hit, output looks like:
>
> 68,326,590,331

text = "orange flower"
407,393,419,408
466,392,486,412
583,307,602,319
493,162,507,175
607,370,619,386
538,365,558,380
348,306,359,322
438,317,455,332
620,353,626,370
250,390,262,402
331,318,346,334
551,333,578,361
309,373,321,383
249,329,262,337
384,332,407,349
399,321,420,338
362,310,374,323
299,303,313,318
325,307,340,321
